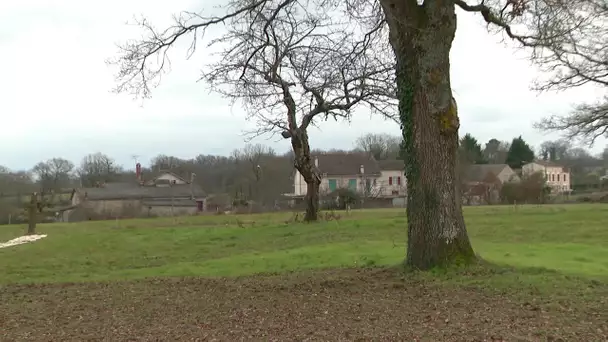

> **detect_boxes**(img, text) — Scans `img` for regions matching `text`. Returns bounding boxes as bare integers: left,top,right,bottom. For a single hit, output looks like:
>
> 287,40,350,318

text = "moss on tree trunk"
381,0,476,270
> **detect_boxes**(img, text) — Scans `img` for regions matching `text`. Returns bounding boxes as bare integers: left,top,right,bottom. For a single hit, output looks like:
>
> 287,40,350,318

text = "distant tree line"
1,133,607,217
1,133,607,196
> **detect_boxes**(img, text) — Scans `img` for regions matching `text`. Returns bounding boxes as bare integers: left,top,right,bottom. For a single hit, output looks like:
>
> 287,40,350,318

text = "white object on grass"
0,234,47,249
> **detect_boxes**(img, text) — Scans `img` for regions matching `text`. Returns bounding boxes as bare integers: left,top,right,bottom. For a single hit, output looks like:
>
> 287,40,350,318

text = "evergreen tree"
506,136,535,169
459,133,487,164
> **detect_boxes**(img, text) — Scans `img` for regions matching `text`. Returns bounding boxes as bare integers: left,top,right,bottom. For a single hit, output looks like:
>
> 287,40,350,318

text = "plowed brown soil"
1,268,606,341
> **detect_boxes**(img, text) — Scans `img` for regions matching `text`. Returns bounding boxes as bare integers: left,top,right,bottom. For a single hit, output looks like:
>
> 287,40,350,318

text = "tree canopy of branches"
78,153,124,187
482,139,510,164
31,158,74,192
109,0,600,269
539,140,570,162
354,133,401,160
143,144,293,207
0,169,36,199
525,1,608,144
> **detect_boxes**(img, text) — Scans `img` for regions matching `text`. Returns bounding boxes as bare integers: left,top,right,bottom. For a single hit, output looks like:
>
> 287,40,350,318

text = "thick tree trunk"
304,180,320,221
381,1,475,269
291,128,321,222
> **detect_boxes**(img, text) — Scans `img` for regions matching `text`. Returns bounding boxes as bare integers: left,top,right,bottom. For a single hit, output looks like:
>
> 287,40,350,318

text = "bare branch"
534,97,608,145
110,0,397,135
455,0,608,144
455,0,607,91
108,0,274,98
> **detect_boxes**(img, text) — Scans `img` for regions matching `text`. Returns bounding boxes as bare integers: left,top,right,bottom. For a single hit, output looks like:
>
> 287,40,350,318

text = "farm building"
66,169,206,221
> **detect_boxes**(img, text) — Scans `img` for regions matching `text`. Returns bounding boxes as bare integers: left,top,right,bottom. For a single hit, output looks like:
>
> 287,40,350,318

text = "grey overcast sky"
0,0,605,171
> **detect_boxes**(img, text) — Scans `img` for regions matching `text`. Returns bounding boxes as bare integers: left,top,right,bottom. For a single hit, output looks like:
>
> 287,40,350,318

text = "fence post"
27,192,38,235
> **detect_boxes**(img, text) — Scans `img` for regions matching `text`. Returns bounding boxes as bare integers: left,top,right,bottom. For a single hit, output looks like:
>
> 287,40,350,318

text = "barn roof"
75,182,206,201
313,152,381,176
465,164,510,183
378,159,405,171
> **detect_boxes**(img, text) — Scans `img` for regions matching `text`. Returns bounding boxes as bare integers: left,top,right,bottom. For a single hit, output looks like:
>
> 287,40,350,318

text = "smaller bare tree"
25,190,64,235
111,1,397,221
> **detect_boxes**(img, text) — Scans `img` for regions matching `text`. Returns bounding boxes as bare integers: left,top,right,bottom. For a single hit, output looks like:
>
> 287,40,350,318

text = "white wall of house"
154,173,187,185
522,162,571,192
72,192,83,206
377,170,406,196
294,170,306,196
293,170,380,196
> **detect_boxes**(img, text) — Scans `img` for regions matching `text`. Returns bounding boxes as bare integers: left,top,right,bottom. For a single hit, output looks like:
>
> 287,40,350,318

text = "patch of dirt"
0,268,606,341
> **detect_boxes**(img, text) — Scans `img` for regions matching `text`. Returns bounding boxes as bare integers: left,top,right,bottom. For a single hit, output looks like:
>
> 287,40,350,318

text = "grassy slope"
0,204,607,287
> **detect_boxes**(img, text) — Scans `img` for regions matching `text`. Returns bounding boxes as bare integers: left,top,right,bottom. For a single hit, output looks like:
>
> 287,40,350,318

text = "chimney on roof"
360,164,364,175
190,173,196,199
136,163,142,182
314,156,319,168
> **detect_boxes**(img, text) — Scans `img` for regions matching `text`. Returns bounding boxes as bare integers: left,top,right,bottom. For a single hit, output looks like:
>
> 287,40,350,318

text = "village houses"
522,160,571,193
290,152,407,206
66,163,206,221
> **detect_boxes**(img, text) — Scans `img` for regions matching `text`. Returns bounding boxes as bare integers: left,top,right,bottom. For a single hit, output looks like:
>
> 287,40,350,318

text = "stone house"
463,164,520,204
377,159,407,197
292,152,382,196
287,153,413,208
522,160,571,193
466,164,520,184
66,170,206,221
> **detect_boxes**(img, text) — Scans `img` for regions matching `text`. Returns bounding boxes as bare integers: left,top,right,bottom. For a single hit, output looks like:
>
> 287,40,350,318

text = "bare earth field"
2,268,607,341
1,205,607,341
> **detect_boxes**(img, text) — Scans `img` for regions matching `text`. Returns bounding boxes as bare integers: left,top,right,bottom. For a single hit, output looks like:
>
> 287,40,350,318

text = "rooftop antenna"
132,154,142,184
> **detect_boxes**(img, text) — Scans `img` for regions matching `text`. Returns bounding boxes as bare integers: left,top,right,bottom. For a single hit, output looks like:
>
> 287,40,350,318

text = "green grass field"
1,204,607,287
2,204,607,340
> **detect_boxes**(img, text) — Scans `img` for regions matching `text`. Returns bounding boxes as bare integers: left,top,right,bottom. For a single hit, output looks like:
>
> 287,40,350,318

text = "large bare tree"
110,0,598,269
110,0,396,222
376,0,604,268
